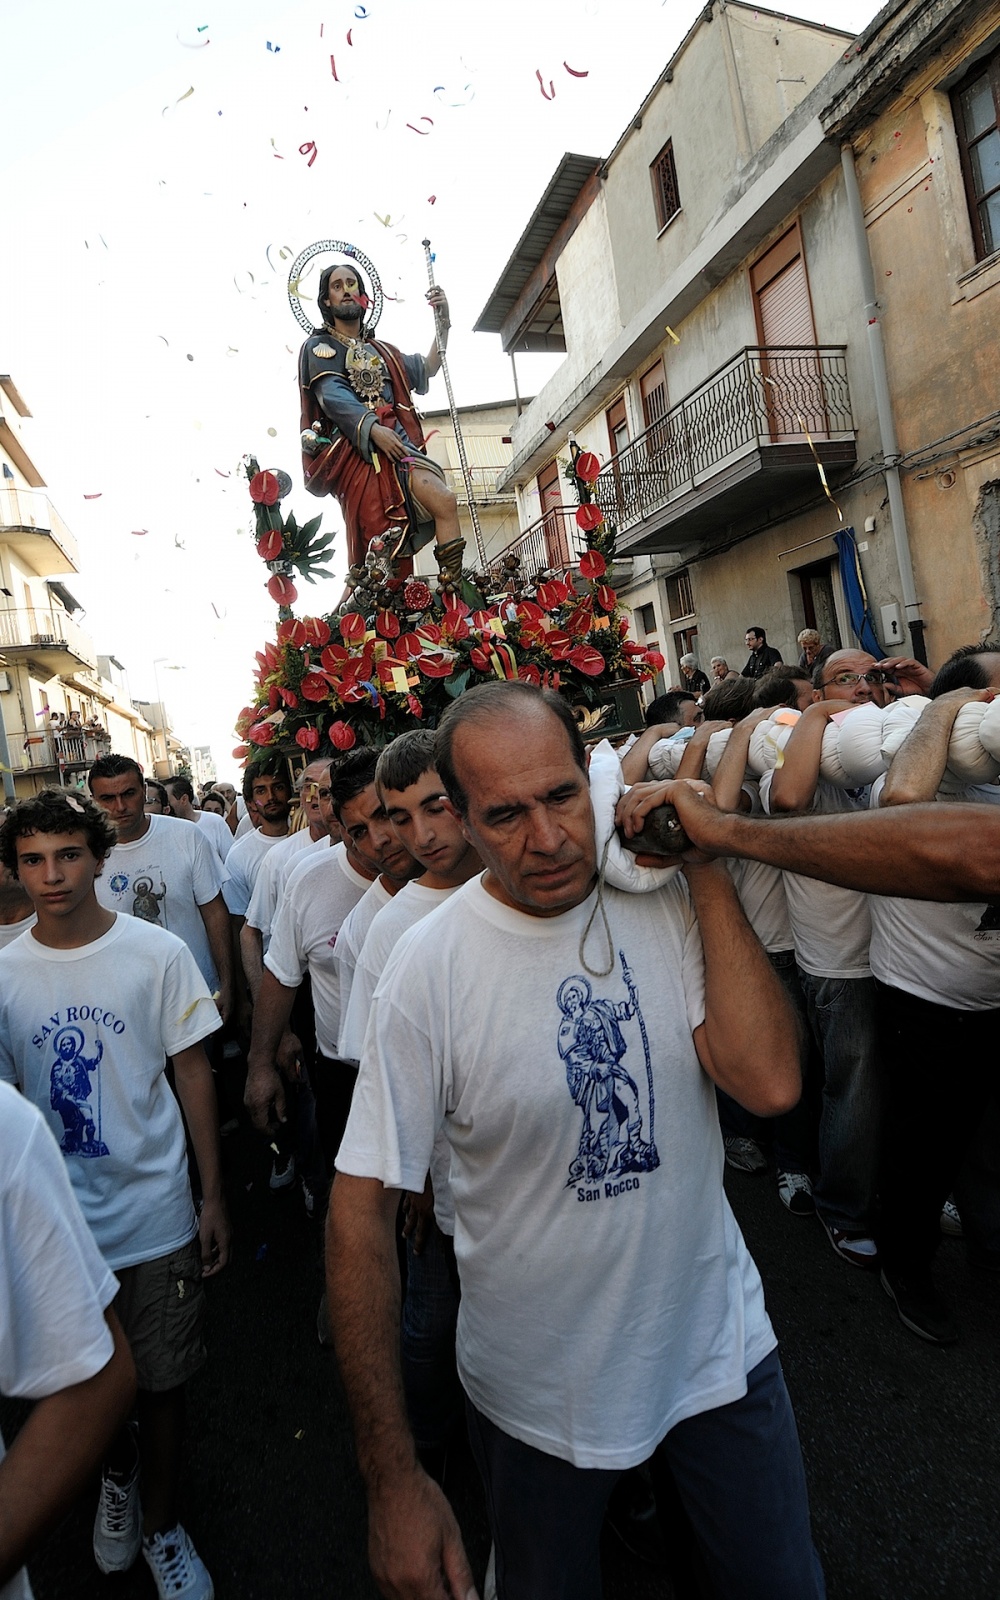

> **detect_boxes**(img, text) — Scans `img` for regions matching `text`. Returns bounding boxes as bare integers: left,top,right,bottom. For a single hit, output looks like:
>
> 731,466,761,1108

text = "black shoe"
605,1468,666,1567
880,1269,958,1345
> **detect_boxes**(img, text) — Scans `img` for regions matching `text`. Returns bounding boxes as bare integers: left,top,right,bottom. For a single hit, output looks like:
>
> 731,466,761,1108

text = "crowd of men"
2,636,999,1600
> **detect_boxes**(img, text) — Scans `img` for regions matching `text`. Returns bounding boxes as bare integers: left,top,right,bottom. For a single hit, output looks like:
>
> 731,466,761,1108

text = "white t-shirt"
868,776,1000,1010
0,1085,118,1600
341,881,459,1234
759,771,871,978
195,808,233,865
0,916,220,1271
0,912,36,949
264,844,372,1056
338,876,774,1470
726,783,791,954
235,810,254,839
335,877,393,1058
94,814,225,989
244,829,324,940
222,827,291,916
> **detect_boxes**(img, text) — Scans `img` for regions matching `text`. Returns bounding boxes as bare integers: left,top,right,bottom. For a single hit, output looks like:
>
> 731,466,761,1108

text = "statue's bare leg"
407,468,466,592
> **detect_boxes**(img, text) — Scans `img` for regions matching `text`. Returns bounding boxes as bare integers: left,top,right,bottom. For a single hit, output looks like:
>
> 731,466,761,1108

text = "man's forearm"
327,1175,416,1488
685,863,799,1115
239,923,265,1003
247,969,298,1070
675,790,1000,902
0,1312,135,1585
200,895,232,1006
768,713,825,812
172,1045,223,1201
881,690,983,806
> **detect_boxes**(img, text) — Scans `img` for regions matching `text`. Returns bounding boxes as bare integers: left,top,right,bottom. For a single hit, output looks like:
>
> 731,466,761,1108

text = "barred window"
651,140,681,231
953,53,1000,261
666,569,694,621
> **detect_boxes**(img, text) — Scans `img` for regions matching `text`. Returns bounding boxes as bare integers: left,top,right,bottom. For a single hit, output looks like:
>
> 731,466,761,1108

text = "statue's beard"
328,300,362,327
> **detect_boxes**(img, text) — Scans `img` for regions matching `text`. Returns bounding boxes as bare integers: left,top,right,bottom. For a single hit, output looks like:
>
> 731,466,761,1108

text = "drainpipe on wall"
840,142,927,666
0,692,15,803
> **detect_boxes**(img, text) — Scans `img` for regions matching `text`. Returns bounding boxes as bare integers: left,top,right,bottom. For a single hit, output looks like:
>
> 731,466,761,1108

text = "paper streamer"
536,70,555,99
564,62,589,76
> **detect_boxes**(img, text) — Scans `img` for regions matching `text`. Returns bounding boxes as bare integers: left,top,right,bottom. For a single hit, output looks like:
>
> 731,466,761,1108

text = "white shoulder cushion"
648,737,689,780
947,701,1000,785
835,702,889,786
975,696,1000,762
747,710,801,776
703,727,732,780
819,718,852,786
587,740,681,892
880,696,931,763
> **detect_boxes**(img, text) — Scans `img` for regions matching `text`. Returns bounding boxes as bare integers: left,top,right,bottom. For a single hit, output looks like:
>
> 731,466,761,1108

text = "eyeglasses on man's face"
823,670,886,688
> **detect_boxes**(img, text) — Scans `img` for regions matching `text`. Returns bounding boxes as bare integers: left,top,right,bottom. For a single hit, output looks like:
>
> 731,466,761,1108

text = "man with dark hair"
298,258,466,592
644,691,700,731
741,628,783,681
0,789,227,1599
144,780,172,818
164,776,232,867
930,642,1000,698
753,664,817,712
329,682,822,1600
224,763,294,922
87,758,232,1023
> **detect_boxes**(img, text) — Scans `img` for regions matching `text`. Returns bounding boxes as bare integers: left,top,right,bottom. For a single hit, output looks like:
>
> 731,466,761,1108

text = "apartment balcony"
488,506,589,579
0,487,80,576
0,607,98,676
8,727,109,775
440,464,517,506
591,347,857,555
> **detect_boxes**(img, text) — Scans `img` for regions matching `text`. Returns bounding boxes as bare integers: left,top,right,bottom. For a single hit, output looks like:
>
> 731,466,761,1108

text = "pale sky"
0,0,880,779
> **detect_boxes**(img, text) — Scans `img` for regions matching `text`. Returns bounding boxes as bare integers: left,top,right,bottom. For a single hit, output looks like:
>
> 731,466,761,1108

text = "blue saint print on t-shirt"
558,952,659,1187
49,1026,109,1157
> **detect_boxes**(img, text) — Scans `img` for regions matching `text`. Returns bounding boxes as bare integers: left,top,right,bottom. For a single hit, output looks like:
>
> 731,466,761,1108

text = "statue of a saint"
298,259,466,592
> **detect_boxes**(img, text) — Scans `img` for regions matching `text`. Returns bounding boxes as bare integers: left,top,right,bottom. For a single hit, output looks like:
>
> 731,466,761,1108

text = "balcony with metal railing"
439,464,517,505
590,346,856,555
8,726,108,774
486,506,590,580
0,607,98,675
0,487,80,575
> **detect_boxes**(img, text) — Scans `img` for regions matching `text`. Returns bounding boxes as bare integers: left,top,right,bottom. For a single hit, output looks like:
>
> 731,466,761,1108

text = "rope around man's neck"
579,834,615,978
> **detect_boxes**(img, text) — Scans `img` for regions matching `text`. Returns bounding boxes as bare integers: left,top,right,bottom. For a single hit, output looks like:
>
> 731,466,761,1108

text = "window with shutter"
953,54,1000,261
751,226,823,441
650,141,681,231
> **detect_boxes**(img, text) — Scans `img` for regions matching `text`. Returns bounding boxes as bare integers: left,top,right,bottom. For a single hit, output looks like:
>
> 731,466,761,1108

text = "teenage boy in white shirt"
0,789,228,1600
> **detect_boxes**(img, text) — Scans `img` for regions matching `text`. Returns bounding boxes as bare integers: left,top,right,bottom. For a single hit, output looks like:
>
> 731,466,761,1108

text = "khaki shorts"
113,1238,207,1392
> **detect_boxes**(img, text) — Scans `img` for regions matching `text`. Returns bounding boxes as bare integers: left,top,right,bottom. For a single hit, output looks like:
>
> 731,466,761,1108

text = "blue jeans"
797,970,881,1233
401,1224,461,1456
466,1349,824,1600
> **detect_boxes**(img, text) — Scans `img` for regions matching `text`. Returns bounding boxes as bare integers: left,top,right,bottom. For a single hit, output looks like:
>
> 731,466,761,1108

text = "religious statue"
296,254,467,594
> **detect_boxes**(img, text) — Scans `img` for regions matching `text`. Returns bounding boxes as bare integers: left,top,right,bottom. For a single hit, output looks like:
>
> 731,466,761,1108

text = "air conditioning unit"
32,634,55,645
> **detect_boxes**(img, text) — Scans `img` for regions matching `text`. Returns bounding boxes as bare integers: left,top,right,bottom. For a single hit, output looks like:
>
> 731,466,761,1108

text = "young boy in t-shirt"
0,790,229,1600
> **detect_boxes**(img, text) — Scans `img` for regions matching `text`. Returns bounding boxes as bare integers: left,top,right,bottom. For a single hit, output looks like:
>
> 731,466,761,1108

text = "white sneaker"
143,1524,214,1599
93,1450,141,1574
269,1152,296,1190
723,1135,767,1174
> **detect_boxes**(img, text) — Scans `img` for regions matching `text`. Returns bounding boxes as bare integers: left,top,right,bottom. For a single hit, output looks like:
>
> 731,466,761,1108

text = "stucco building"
475,0,1000,684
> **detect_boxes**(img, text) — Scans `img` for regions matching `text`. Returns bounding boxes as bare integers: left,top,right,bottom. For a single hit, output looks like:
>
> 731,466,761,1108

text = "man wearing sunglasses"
760,652,891,1272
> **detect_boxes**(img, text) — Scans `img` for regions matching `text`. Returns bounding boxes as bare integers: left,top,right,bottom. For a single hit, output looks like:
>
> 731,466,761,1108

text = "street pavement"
9,1117,1000,1600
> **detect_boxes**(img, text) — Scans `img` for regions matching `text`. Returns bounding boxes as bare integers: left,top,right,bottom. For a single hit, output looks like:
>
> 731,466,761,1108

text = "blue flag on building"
834,528,881,658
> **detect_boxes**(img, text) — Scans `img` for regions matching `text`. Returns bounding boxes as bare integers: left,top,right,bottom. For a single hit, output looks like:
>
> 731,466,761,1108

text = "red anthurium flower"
575,451,601,483
415,622,442,646
329,720,356,750
396,631,423,661
376,609,401,639
406,694,424,719
278,688,299,709
542,669,562,691
248,721,275,745
340,612,367,643
295,726,320,750
340,680,371,703
471,609,496,632
536,580,571,610
278,618,307,646
249,470,280,505
256,528,284,561
300,670,331,702
596,584,617,612
619,616,630,636
516,600,544,623
546,631,574,660
321,643,349,671
645,650,666,672
267,686,280,711
575,502,604,534
267,573,298,605
519,621,548,648
417,652,455,679
578,547,606,578
518,664,542,686
232,744,249,760
623,641,647,657
301,617,331,647
569,643,606,676
566,602,594,637
469,646,492,672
